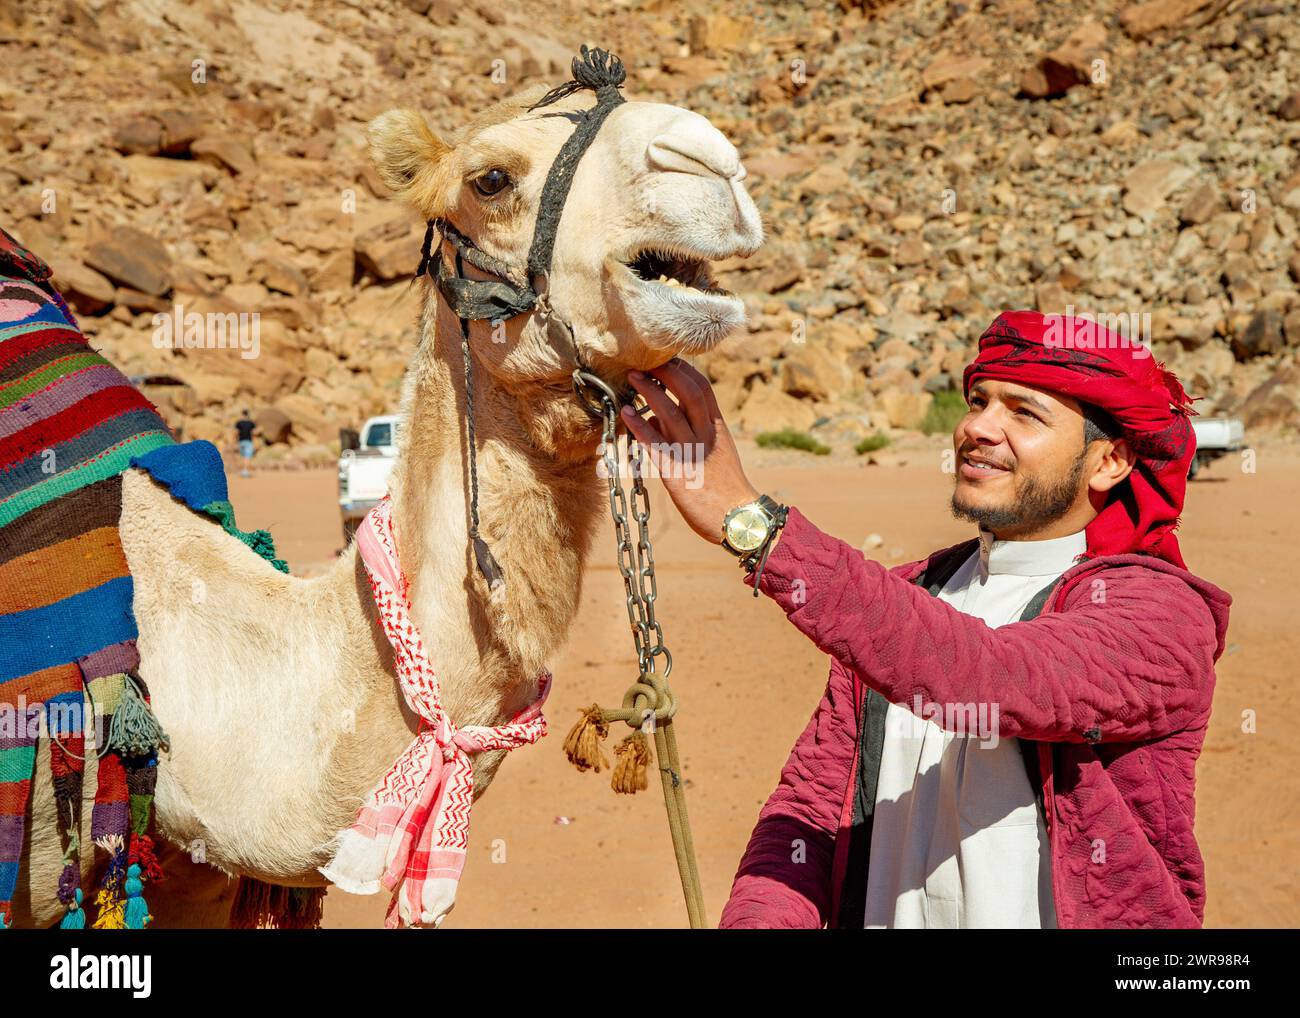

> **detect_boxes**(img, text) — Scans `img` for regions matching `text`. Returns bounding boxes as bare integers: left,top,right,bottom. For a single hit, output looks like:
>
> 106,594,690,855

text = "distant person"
235,410,256,477
621,310,1231,929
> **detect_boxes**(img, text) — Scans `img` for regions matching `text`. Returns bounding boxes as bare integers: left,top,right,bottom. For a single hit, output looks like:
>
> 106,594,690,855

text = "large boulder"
780,343,850,401
921,53,991,93
1179,182,1221,226
84,225,173,297
48,258,115,315
273,393,334,443
113,117,164,155
354,214,423,282
737,379,817,434
192,135,257,176
880,390,934,430
1019,21,1107,99
1231,310,1285,361
1122,159,1195,220
254,406,292,444
1119,0,1216,39
1236,368,1300,431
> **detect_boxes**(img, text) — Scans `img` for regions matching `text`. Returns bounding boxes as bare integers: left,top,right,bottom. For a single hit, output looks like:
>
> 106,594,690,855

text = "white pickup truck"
338,414,400,542
1189,416,1245,479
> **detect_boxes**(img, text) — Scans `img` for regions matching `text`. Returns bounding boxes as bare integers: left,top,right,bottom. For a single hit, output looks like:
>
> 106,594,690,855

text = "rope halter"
413,45,631,595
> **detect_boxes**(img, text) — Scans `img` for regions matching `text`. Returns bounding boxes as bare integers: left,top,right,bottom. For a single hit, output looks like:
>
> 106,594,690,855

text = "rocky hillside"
2,0,1298,460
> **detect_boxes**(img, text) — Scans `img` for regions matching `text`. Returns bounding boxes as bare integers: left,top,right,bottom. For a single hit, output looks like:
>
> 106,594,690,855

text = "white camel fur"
15,81,762,927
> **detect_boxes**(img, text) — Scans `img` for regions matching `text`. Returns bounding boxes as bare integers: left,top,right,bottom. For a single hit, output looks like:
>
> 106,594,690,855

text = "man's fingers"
665,358,723,425
620,406,679,480
647,359,716,440
629,371,693,444
620,403,666,449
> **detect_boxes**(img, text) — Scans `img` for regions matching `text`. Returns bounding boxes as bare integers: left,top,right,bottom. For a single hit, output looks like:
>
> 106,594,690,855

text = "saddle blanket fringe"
0,225,298,929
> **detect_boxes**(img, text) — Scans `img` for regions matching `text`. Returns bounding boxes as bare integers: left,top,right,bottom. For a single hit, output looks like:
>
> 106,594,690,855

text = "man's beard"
951,451,1087,533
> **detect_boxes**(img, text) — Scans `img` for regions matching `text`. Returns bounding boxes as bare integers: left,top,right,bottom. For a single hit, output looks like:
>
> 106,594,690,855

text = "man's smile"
959,451,1013,481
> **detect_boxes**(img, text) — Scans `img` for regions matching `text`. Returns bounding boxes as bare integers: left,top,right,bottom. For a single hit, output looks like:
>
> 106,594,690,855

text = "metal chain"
573,367,705,928
581,370,673,686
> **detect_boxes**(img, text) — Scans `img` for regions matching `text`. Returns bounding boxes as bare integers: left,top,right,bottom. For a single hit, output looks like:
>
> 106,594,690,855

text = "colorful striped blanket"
0,227,287,929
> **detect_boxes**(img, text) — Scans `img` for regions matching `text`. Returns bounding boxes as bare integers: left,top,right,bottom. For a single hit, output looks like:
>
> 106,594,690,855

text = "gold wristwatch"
721,494,789,596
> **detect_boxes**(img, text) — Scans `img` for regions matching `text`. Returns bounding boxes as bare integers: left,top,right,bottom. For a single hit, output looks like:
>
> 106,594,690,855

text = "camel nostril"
647,118,741,180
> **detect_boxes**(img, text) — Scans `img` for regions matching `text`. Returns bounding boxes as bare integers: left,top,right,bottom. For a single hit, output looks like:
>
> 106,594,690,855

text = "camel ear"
367,109,451,214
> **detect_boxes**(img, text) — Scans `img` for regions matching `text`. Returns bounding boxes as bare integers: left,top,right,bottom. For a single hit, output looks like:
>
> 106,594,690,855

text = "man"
620,310,1231,929
235,409,256,477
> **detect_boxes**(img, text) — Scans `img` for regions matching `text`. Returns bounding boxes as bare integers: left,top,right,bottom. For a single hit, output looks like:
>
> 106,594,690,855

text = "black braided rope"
527,44,626,113
524,45,626,288
433,217,530,289
417,45,627,312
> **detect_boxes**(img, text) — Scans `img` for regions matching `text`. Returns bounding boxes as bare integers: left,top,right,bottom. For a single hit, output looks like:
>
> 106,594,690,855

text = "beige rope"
563,680,707,928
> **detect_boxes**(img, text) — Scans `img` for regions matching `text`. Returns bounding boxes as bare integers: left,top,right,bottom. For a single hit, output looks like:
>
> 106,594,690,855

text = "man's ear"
366,109,451,215
1089,436,1136,494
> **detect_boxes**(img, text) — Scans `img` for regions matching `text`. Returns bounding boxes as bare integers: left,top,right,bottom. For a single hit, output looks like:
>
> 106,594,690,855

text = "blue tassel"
60,888,85,929
122,864,150,929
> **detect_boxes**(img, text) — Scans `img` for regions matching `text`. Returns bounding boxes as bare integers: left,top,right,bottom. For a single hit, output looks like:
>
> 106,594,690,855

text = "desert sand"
221,434,1298,929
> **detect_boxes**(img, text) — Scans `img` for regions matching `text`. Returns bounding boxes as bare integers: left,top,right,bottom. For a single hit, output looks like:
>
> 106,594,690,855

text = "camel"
12,78,763,927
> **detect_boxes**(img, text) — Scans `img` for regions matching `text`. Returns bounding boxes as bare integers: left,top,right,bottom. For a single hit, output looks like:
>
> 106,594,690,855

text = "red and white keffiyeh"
319,495,550,928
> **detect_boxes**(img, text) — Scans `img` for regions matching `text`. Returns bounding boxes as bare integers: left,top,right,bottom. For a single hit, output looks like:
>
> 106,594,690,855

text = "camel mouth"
610,241,748,356
622,247,732,297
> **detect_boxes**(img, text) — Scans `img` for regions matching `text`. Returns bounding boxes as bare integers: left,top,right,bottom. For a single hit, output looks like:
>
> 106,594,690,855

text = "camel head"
367,80,764,390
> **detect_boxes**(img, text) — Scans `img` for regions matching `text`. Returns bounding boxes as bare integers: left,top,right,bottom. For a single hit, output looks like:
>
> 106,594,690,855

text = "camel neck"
382,291,605,726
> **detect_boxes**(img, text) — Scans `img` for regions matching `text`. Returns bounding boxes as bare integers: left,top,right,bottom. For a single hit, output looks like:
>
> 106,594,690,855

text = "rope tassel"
106,673,170,757
611,730,651,795
472,535,506,602
562,705,610,773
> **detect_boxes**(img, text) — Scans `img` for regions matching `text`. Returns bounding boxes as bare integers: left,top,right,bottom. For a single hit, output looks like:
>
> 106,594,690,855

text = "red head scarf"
962,310,1198,569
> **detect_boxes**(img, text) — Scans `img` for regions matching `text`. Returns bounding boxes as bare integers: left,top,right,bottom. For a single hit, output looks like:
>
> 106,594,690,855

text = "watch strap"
739,498,788,597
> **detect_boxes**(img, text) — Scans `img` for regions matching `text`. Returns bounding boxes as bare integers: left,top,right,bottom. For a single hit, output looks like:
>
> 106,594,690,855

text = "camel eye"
473,168,511,197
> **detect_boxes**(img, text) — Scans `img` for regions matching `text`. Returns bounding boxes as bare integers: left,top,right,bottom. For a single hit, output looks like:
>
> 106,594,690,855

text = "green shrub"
854,432,890,454
920,389,968,436
755,428,831,455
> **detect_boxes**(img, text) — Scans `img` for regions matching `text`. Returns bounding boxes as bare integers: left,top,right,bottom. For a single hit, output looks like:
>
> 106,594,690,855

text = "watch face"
725,506,770,552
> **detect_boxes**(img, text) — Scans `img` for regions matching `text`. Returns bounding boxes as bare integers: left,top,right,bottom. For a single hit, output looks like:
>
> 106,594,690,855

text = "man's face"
951,379,1094,538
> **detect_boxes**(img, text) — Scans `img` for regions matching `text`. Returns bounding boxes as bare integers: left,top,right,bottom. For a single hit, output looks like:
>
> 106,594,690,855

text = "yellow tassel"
611,730,652,795
562,705,610,773
92,888,125,930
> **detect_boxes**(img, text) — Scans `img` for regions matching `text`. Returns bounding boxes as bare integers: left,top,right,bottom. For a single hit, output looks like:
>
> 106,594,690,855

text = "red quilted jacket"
720,506,1231,929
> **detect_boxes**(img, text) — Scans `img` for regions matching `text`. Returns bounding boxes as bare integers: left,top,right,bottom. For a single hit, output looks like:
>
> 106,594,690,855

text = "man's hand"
619,358,760,544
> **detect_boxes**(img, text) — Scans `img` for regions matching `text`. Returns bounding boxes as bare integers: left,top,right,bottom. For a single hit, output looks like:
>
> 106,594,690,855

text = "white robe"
862,527,1088,928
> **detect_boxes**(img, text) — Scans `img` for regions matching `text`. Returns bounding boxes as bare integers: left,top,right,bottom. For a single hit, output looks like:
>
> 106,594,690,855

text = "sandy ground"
223,434,1299,929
